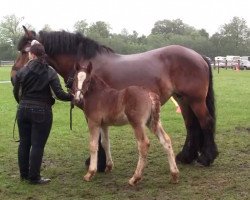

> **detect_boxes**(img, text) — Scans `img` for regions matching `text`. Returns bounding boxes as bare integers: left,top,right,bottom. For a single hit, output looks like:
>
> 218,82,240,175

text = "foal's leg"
154,122,179,183
84,123,100,181
100,126,114,172
129,125,150,186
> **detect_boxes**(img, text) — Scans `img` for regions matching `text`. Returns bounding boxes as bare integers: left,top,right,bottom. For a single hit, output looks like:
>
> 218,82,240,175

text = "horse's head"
73,62,93,103
11,26,37,84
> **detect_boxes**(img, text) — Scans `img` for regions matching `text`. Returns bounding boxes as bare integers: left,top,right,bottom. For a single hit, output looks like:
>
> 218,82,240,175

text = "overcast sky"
1,0,249,36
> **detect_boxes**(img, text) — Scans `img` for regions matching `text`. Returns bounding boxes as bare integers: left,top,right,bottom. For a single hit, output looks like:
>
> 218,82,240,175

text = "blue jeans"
17,102,52,180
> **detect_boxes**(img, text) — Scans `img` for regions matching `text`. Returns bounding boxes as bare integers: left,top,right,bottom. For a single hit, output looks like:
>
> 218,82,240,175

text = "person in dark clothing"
13,40,73,185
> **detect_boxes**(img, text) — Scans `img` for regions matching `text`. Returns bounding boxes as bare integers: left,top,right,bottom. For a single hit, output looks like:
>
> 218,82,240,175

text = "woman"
13,40,73,184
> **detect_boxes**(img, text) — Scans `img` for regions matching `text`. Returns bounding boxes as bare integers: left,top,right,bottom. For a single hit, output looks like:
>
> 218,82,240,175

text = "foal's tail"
203,56,216,133
148,92,161,133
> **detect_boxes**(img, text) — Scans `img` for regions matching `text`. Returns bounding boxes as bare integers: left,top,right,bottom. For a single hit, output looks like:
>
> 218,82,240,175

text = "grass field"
0,67,249,200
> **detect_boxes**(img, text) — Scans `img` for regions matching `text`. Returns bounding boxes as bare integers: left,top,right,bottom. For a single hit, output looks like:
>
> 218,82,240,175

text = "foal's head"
73,62,93,102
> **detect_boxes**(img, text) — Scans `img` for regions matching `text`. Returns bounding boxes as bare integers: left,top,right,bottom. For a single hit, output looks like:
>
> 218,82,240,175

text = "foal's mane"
38,31,114,59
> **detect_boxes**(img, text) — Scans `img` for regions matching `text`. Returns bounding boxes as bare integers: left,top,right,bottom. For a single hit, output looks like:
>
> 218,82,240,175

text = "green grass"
0,67,249,200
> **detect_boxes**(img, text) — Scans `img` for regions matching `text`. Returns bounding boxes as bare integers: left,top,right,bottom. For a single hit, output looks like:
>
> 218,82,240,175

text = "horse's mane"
38,31,114,59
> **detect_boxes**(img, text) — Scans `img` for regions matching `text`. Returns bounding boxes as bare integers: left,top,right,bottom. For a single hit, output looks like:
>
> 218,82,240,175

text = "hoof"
197,148,219,167
105,164,113,173
83,174,91,181
128,176,141,186
83,170,96,181
170,172,179,184
176,151,197,164
197,153,213,166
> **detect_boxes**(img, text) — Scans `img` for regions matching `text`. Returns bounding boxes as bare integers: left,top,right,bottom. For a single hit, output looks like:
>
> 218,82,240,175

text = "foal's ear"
86,62,93,74
75,62,81,71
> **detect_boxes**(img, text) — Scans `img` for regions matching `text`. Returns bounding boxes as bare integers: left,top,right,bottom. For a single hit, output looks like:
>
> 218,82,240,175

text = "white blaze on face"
75,71,87,101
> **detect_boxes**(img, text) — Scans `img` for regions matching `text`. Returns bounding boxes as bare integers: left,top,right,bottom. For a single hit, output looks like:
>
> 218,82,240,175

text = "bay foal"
73,63,179,185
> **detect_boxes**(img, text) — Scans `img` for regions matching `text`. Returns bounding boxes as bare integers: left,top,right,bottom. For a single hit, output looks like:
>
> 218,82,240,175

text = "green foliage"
73,20,88,35
0,66,250,200
0,15,250,60
211,17,250,57
86,21,111,39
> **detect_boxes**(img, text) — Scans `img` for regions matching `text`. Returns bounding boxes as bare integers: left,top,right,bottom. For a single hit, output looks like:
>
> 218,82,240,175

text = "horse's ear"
23,25,35,38
23,26,29,36
87,62,92,74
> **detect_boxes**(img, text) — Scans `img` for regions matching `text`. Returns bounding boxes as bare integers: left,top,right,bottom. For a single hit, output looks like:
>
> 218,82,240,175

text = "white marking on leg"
129,126,149,186
84,125,99,181
155,122,179,183
100,127,113,172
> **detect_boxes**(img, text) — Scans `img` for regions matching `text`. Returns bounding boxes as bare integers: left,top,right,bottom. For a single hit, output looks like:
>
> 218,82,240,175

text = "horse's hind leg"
191,101,218,166
100,126,114,172
175,99,202,164
154,122,179,183
129,125,150,186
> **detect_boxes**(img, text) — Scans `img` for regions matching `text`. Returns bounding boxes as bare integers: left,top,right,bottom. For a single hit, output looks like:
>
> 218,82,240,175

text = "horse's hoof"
105,164,113,173
170,172,179,184
197,148,218,166
176,151,196,164
83,175,91,181
128,176,141,186
197,154,211,166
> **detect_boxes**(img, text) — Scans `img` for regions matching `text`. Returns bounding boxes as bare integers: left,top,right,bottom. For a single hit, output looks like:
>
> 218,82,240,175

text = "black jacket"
13,59,72,105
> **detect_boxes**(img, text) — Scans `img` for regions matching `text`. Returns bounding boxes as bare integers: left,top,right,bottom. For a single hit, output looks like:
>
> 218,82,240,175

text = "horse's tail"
203,56,216,132
148,92,161,133
200,56,219,164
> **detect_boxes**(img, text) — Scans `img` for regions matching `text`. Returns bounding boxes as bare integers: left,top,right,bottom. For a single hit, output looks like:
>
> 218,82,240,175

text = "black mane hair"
38,31,114,59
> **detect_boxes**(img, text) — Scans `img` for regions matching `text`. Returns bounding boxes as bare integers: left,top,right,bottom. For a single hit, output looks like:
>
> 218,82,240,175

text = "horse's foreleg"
155,122,179,183
100,126,114,172
129,126,150,186
84,124,100,181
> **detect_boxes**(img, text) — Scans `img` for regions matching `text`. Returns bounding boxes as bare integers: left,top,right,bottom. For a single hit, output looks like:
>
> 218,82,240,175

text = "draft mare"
11,26,218,169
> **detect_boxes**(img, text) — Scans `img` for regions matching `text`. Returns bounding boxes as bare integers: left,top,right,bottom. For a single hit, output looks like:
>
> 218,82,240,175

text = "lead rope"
12,111,20,142
70,101,74,130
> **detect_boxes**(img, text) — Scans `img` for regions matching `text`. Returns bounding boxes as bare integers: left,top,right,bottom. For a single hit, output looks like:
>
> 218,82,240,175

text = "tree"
0,14,24,47
87,21,111,38
198,29,209,38
0,14,26,59
73,20,88,35
220,17,249,48
211,17,250,56
151,19,193,36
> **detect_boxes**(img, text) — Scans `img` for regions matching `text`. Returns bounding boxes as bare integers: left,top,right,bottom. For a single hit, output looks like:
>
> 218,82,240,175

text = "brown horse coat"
73,63,179,185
